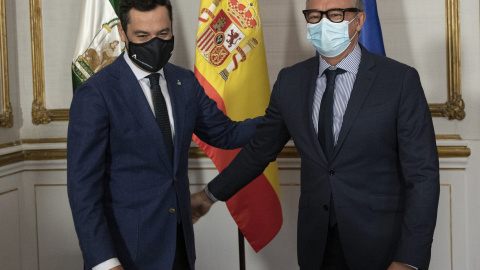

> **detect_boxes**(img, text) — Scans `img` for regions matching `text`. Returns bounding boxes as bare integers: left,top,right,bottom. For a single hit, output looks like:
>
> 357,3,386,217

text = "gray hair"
353,0,364,12
306,0,364,11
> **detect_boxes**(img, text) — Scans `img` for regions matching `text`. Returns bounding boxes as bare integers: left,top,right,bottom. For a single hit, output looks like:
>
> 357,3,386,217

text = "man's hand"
109,266,124,270
191,189,215,223
387,262,416,270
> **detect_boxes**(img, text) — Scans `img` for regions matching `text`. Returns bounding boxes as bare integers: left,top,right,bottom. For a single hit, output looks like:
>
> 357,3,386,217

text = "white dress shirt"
124,52,175,138
93,53,175,270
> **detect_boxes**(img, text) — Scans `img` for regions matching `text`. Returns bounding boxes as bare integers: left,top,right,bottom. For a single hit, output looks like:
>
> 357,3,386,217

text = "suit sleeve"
207,70,292,201
192,76,262,149
394,67,440,269
67,84,116,269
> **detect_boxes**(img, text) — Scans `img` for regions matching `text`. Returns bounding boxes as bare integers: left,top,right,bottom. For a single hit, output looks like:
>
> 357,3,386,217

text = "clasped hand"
190,189,215,223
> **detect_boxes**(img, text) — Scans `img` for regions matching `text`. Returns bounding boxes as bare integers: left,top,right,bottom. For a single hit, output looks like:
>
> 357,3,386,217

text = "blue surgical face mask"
306,15,358,58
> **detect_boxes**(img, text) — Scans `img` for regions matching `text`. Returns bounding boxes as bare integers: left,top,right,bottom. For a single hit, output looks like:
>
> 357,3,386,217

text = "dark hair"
119,0,173,31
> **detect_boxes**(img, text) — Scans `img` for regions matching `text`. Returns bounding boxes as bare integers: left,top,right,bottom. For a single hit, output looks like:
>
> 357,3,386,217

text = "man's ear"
356,12,366,32
118,22,127,43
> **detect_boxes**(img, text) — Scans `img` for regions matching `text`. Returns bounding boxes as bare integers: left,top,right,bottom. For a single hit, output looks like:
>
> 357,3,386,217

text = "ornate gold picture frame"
0,0,12,128
29,0,69,125
28,0,465,124
428,0,464,120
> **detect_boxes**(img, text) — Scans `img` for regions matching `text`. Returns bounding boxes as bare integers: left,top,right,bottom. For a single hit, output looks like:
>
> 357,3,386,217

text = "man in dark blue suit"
191,0,440,269
67,0,260,269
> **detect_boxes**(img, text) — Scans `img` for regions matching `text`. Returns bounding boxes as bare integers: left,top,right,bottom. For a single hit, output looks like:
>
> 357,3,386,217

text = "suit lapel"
163,64,185,174
115,56,173,173
303,57,329,166
333,48,377,160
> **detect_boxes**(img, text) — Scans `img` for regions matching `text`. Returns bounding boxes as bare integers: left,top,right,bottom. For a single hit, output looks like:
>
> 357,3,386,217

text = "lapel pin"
177,80,182,86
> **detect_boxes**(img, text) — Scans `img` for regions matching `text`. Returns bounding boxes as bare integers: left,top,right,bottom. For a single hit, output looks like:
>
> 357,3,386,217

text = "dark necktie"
318,68,345,228
318,68,345,164
147,73,174,163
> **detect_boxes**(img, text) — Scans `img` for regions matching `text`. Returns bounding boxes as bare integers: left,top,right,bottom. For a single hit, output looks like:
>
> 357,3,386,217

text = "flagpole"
238,228,246,270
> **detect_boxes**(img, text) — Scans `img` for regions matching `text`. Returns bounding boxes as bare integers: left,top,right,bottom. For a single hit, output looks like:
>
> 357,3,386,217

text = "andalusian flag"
194,0,282,252
71,0,123,91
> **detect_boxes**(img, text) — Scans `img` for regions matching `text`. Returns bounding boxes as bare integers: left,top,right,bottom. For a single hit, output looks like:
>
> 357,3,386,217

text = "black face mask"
126,36,174,72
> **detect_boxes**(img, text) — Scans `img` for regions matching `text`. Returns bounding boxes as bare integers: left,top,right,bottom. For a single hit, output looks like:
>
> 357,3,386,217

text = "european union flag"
359,0,386,56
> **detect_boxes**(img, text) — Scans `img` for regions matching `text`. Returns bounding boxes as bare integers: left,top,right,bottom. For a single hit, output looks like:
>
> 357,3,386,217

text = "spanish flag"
193,0,282,252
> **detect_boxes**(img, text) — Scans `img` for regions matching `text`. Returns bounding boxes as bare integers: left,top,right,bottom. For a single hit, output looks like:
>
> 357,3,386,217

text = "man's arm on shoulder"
192,76,262,149
394,67,440,269
67,84,117,268
191,75,291,219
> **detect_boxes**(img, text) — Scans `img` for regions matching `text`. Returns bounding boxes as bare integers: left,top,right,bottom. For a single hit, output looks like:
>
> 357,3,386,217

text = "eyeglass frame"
302,8,360,24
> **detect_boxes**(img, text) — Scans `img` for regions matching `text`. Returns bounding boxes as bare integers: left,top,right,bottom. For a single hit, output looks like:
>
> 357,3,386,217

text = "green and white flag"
72,0,123,91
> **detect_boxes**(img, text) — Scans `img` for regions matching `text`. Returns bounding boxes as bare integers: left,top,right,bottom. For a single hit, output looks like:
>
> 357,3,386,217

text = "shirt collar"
318,43,362,76
123,52,165,80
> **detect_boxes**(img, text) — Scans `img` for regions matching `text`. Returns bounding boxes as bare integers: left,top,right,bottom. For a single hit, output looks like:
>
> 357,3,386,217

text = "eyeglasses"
302,8,359,24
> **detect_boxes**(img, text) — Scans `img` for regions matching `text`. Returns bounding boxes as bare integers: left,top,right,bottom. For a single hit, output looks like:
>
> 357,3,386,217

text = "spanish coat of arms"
197,0,260,81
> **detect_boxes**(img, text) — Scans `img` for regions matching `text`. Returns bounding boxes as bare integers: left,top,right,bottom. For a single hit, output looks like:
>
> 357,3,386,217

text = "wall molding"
0,136,471,173
440,183,453,270
0,188,17,196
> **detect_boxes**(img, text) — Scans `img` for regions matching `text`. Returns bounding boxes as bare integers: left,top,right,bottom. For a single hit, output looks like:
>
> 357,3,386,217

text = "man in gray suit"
191,0,440,269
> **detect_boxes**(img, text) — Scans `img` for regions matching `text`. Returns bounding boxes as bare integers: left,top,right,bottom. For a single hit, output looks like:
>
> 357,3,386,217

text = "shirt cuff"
92,258,121,270
204,185,219,202
405,264,418,270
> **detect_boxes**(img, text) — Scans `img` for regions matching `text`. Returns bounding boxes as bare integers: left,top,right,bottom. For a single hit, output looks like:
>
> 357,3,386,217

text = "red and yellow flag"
194,0,282,252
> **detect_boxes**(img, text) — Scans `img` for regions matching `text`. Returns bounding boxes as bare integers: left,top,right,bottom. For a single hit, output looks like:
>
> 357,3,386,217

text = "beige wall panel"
42,0,80,108
169,0,200,71
430,185,453,269
436,170,468,270
465,141,480,269
378,0,448,103
191,182,240,270
35,185,82,270
0,189,21,270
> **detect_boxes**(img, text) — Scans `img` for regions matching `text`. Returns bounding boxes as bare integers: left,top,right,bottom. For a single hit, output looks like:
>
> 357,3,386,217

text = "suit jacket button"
328,169,335,176
174,176,178,181
169,207,176,214
323,205,329,211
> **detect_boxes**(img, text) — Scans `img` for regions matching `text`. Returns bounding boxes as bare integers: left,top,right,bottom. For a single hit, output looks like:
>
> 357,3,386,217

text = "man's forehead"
307,0,354,8
129,6,169,21
127,6,171,27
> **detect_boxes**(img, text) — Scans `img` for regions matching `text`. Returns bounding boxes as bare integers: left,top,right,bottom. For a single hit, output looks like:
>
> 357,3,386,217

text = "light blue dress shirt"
312,44,362,144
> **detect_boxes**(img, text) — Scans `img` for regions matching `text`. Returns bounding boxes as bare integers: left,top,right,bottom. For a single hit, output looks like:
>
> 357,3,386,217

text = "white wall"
0,177,21,270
